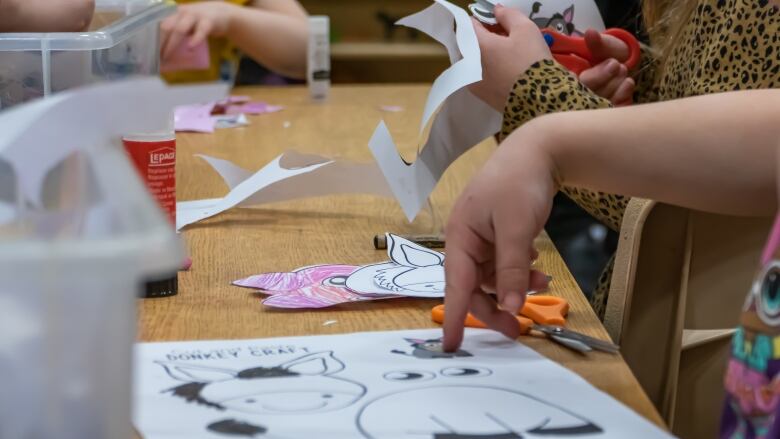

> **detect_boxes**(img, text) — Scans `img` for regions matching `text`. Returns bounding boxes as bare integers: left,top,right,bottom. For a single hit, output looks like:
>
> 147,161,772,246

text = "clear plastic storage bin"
0,78,209,439
0,0,174,109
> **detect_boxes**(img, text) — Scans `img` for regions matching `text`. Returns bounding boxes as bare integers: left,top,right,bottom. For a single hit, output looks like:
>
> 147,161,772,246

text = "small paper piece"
379,105,404,113
173,96,284,132
176,152,393,230
160,40,211,73
0,78,227,207
134,329,675,438
213,113,249,129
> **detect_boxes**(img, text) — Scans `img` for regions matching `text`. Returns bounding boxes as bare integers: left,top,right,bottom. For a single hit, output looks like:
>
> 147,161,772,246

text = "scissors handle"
544,28,641,75
523,295,568,326
430,305,534,334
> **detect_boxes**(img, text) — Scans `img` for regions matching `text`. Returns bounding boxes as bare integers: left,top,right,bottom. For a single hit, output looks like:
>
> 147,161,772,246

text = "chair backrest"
604,198,771,439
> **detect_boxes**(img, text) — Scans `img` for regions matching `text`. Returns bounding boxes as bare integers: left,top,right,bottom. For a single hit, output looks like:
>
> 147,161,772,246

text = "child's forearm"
522,90,780,216
226,6,308,79
0,0,95,32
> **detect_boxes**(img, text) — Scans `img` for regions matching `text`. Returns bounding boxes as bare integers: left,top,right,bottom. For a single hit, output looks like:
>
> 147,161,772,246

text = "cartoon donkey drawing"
529,2,581,36
391,338,473,359
345,234,445,298
158,351,366,415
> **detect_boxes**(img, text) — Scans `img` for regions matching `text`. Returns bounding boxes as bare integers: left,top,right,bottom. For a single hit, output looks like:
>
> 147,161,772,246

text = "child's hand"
468,5,552,112
441,126,556,351
578,29,635,106
160,2,236,61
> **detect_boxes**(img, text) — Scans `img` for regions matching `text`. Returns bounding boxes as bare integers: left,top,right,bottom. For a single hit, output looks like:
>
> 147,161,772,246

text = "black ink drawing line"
157,351,367,416
355,385,605,439
392,338,473,359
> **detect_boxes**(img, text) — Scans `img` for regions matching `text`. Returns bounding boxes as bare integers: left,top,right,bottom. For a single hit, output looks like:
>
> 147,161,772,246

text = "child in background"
0,0,95,32
160,0,308,84
469,1,780,319
439,89,780,437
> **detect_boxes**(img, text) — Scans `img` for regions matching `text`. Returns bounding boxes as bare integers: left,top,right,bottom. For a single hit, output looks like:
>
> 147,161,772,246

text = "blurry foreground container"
0,0,174,109
0,78,224,439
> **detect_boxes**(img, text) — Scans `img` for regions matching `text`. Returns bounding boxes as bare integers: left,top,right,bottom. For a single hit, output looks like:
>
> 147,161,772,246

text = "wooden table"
137,84,664,431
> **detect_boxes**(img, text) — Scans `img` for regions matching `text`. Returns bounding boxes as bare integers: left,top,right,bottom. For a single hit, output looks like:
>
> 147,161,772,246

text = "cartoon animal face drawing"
357,386,603,438
529,2,580,36
391,338,473,359
159,351,366,415
345,234,445,298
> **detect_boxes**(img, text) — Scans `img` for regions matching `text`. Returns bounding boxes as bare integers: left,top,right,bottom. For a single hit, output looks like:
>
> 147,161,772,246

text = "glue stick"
123,131,178,298
307,16,330,102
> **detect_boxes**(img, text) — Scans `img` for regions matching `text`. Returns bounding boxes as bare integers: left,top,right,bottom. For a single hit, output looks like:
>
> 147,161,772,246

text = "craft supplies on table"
432,296,620,354
123,132,179,298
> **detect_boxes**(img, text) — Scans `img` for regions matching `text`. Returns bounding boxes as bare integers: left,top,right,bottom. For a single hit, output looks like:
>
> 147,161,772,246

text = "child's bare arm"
0,0,95,32
230,0,308,79
442,89,780,351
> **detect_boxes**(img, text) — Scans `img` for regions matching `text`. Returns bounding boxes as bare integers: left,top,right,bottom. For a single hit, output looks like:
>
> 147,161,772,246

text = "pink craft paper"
160,41,210,73
234,264,357,292
224,102,284,115
234,264,396,309
174,103,216,133
262,285,395,309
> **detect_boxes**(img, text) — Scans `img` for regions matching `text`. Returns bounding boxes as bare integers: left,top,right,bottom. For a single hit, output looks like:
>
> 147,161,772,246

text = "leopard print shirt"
500,0,780,319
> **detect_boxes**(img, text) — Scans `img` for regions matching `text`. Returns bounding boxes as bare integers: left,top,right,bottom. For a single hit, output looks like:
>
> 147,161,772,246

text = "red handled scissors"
543,28,642,76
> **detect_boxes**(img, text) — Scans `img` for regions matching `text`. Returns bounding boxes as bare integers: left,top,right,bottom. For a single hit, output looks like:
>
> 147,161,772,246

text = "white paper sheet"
176,152,394,230
370,0,503,221
134,329,675,438
0,79,227,207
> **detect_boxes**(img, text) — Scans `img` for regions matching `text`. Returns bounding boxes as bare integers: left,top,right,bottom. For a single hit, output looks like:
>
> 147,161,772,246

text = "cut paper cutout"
134,329,676,438
176,153,393,230
234,265,398,309
369,1,503,221
346,234,445,298
235,235,445,308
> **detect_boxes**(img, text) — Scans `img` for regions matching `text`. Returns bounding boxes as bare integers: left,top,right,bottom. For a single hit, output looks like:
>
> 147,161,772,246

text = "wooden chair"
604,198,771,439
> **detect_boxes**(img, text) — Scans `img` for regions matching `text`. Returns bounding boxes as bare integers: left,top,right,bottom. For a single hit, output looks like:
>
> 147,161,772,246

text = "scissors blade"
534,325,620,354
549,334,592,353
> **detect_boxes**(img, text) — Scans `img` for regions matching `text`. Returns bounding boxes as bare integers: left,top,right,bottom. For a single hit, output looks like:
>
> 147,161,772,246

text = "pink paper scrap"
161,40,210,73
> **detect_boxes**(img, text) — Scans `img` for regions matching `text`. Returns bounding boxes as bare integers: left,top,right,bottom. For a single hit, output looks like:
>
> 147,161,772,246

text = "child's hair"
642,0,698,67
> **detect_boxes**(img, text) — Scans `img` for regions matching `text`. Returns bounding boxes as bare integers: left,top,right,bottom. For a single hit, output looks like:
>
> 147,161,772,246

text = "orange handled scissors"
431,296,619,354
543,28,642,76
431,295,568,335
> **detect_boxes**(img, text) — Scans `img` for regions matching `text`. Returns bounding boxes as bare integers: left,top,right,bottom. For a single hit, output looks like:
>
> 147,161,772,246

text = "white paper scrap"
134,328,675,438
176,152,395,230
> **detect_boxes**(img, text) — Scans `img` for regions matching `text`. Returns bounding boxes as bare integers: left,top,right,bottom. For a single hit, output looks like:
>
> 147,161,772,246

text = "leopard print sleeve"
499,59,611,141
499,59,627,232
632,47,661,104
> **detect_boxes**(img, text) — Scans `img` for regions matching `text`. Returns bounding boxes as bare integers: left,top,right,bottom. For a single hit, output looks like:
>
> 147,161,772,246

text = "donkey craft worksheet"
134,329,672,438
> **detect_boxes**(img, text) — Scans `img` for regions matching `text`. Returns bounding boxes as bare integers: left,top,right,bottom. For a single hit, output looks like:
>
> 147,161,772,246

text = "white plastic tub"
0,0,174,109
